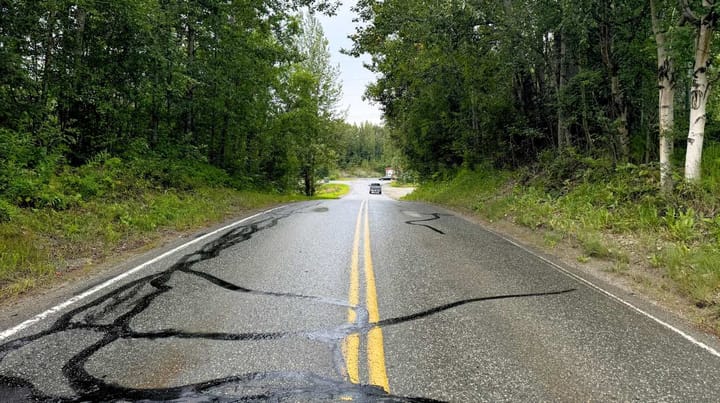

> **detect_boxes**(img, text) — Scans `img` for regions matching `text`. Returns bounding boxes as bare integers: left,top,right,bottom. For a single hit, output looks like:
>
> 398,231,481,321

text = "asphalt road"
1,179,720,401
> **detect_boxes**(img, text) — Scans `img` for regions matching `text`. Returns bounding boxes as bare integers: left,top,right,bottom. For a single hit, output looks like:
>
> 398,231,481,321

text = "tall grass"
405,167,511,211
314,183,351,199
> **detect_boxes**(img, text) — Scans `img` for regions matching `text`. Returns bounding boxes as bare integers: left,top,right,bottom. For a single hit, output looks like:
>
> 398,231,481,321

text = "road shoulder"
411,201,720,350
0,206,285,334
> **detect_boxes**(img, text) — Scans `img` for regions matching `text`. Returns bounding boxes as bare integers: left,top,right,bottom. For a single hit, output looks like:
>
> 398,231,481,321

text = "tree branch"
679,0,700,24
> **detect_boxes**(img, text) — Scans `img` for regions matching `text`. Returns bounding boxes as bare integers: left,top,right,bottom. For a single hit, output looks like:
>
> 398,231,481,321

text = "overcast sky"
317,2,383,125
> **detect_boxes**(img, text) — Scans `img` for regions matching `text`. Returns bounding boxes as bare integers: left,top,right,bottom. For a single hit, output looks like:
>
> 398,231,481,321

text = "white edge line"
490,229,720,359
0,206,286,341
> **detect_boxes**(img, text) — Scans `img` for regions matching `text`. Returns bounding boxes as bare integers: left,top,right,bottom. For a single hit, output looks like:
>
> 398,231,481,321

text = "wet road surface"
1,179,720,401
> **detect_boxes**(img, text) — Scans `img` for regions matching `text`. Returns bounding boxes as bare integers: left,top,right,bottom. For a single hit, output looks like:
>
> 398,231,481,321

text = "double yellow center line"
342,199,390,392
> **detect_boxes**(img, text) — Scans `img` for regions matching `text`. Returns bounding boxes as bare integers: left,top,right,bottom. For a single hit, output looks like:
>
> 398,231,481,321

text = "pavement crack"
376,289,577,328
0,206,437,401
405,213,448,234
0,205,552,402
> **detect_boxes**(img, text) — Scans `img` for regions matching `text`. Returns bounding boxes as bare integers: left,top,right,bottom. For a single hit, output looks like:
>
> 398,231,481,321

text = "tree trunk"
65,7,87,155
185,23,196,138
470,90,479,151
303,165,315,196
40,8,58,118
651,0,675,192
684,13,716,182
580,78,592,151
599,2,629,162
611,75,630,161
555,32,570,149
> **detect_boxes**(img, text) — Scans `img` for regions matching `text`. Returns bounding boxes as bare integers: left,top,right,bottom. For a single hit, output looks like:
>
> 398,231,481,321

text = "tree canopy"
0,0,343,199
348,0,720,184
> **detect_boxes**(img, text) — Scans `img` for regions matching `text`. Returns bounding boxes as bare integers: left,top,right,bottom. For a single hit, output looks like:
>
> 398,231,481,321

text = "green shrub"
532,148,612,194
0,129,35,190
132,158,232,190
664,208,697,243
0,200,17,223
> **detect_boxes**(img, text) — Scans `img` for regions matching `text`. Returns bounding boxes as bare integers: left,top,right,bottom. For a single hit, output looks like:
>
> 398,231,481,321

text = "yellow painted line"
363,201,390,392
342,200,364,384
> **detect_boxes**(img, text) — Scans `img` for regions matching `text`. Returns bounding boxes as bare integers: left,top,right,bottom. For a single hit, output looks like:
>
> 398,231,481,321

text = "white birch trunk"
684,17,714,182
651,0,675,192
659,72,675,190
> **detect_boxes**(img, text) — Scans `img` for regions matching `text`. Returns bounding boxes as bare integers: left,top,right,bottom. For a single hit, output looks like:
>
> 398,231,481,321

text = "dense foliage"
349,0,720,182
0,0,344,203
335,122,405,176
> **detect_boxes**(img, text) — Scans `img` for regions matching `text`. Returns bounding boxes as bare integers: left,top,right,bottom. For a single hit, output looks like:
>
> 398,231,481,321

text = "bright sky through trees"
318,2,383,125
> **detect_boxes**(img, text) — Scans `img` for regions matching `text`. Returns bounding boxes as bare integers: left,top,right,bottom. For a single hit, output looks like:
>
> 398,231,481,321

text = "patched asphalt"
1,179,720,401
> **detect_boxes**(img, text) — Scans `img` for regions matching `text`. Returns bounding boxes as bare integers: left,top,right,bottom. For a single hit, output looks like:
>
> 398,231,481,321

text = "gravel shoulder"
381,184,415,200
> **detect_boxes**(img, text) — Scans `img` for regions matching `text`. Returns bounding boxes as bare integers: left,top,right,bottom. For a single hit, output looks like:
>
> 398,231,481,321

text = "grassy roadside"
0,187,304,298
0,155,355,300
389,180,418,188
405,151,720,334
314,183,351,199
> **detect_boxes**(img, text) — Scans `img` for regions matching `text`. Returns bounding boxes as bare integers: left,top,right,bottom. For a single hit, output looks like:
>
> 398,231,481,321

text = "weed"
664,208,697,243
0,225,52,287
0,199,17,223
634,201,662,230
512,189,553,229
609,261,629,273
544,231,564,248
649,253,663,268
578,232,612,259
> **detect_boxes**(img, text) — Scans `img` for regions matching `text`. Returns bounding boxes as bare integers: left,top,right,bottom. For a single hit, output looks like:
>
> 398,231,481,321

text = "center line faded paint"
342,199,390,392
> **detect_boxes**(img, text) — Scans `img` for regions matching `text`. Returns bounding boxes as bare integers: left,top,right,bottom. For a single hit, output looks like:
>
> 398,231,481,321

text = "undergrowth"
315,183,351,199
406,145,720,331
0,153,305,298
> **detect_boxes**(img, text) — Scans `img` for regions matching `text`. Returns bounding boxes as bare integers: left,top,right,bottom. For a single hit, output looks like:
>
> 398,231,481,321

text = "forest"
0,0,395,294
2,1,720,324
349,0,720,183
348,0,720,326
0,0,368,202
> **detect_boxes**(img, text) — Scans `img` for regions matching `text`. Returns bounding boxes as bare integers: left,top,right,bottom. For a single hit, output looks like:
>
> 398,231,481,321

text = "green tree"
350,0,661,178
0,0,342,196
277,12,342,195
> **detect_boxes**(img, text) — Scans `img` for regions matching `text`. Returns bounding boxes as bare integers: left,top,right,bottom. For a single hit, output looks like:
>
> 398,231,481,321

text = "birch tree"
680,0,718,181
651,0,676,192
597,1,626,161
